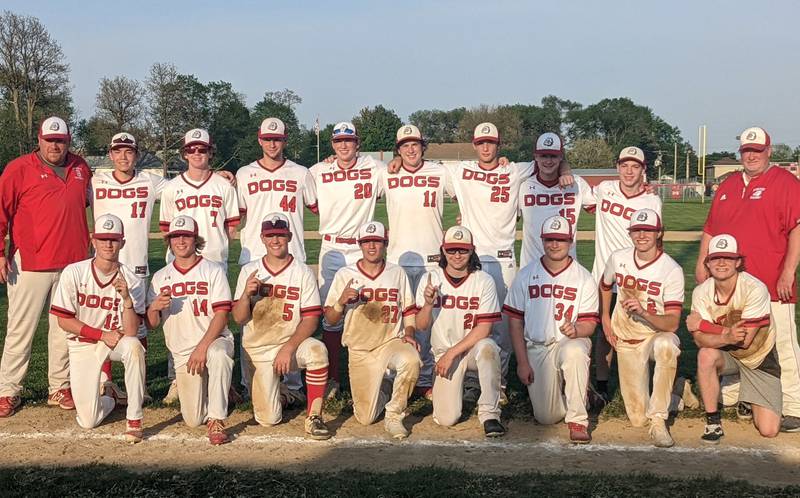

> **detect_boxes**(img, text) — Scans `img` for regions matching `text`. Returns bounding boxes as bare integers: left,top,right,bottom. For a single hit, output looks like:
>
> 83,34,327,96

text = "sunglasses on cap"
444,248,470,255
262,219,289,231
184,146,209,154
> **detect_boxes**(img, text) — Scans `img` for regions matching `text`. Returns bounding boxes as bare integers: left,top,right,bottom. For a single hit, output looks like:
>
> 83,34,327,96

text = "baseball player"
415,226,505,437
697,127,800,433
379,124,454,399
323,221,420,439
599,209,684,447
504,216,598,444
49,214,146,442
146,215,235,445
519,132,595,267
232,213,330,440
687,234,781,442
0,116,91,417
588,146,662,401
310,122,386,396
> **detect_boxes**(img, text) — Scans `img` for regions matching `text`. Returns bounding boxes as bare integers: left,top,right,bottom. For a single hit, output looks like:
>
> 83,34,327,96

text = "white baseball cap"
473,122,499,144
708,234,741,259
109,132,138,151
332,121,359,141
183,128,212,148
261,212,291,236
167,215,199,237
396,124,422,145
540,215,573,241
618,146,646,167
628,208,662,231
535,132,564,155
259,118,287,139
93,214,124,240
739,126,771,152
442,225,474,250
357,221,387,243
39,116,70,141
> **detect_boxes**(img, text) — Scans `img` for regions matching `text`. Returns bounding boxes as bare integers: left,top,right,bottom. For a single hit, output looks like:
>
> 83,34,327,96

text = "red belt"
619,338,645,345
68,337,98,344
323,235,357,244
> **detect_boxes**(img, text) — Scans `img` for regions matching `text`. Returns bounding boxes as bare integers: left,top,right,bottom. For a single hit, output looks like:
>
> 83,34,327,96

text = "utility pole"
673,142,678,183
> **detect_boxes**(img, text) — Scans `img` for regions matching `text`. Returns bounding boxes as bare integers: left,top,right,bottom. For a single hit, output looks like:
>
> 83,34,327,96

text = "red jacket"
0,151,92,271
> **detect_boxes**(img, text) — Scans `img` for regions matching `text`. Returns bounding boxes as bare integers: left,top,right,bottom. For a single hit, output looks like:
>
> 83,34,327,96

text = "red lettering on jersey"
95,186,149,200
246,179,298,195
162,282,210,296
462,169,510,185
614,273,663,297
523,192,576,207
600,199,636,220
527,284,578,301
77,292,121,311
387,176,441,189
175,195,224,211
257,283,301,300
434,295,480,310
321,169,372,183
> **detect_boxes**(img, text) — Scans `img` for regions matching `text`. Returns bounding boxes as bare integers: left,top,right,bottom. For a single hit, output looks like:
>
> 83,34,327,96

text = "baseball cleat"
305,415,331,440
780,415,800,433
47,388,75,410
0,396,21,418
568,422,591,444
412,386,433,401
736,401,753,421
280,384,307,409
324,379,339,400
586,384,609,414
206,419,230,445
102,381,128,407
463,385,480,405
649,418,674,448
483,419,506,438
125,419,143,444
701,423,724,444
163,380,179,404
384,417,410,440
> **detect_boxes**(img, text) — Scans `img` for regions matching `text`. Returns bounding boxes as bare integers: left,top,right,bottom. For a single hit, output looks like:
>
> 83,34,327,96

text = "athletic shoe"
413,386,433,401
47,388,75,410
385,417,410,440
483,419,506,438
701,423,724,444
280,384,307,409
780,415,800,433
0,396,21,417
568,422,591,444
463,385,480,404
681,379,700,410
324,379,340,400
207,419,229,445
228,386,244,407
587,384,609,413
103,381,128,407
125,419,143,444
649,418,674,448
305,415,331,440
499,388,509,407
736,401,753,421
163,380,179,404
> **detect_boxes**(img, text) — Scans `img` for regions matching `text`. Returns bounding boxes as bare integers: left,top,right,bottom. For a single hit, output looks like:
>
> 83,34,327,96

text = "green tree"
206,81,250,171
352,105,403,151
245,92,303,164
565,137,615,169
409,107,465,143
770,143,795,162
457,105,523,160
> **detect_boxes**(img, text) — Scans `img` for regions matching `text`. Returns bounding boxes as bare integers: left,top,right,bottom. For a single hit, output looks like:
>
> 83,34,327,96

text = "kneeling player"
232,213,330,439
50,214,146,442
416,226,505,437
323,221,420,440
600,209,684,447
146,215,235,445
687,234,781,443
504,216,598,443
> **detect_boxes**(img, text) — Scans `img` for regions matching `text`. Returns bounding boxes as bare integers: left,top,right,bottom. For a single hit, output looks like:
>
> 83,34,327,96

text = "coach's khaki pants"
0,253,69,397
174,336,234,427
526,337,591,426
348,338,420,425
68,336,145,429
772,302,800,417
481,259,517,387
432,338,502,426
617,333,680,426
248,338,328,426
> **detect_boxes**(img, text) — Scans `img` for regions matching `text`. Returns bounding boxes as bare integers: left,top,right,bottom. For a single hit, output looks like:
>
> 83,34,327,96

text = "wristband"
79,325,103,341
698,319,725,335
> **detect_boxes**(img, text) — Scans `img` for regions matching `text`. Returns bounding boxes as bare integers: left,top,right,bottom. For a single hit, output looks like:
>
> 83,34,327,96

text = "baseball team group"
0,115,799,449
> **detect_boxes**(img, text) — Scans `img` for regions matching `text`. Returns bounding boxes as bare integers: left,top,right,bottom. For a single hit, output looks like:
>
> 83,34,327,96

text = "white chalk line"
0,430,796,458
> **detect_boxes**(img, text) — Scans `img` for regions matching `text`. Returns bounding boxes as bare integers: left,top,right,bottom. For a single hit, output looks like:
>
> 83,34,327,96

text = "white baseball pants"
525,337,591,426
173,336,234,427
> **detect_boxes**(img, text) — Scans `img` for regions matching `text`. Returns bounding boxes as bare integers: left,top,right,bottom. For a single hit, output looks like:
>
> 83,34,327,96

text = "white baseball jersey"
691,272,775,369
449,161,533,262
380,161,454,267
324,261,416,352
91,170,167,277
147,257,233,363
519,174,595,267
503,257,599,345
589,180,662,283
601,248,684,342
310,155,385,243
236,159,318,264
50,258,146,338
415,267,501,357
234,256,322,359
159,173,240,264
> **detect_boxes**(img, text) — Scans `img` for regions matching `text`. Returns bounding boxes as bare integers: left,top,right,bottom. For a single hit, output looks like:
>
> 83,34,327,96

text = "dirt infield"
1,405,799,487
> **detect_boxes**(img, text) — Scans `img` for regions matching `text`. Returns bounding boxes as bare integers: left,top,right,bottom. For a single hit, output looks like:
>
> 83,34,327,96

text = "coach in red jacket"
0,116,92,417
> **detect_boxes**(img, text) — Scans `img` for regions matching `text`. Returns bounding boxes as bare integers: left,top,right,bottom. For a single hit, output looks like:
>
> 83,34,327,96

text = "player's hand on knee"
423,274,439,305
435,350,456,379
245,271,260,297
273,344,295,375
559,320,578,339
517,362,534,385
685,312,701,332
0,255,9,283
338,279,359,306
101,329,122,349
401,333,419,351
187,346,208,375
725,320,747,345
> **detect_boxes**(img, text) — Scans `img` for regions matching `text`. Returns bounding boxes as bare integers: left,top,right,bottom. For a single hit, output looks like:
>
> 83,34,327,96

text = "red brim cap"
259,133,287,139
358,236,386,243
618,156,646,168
707,252,741,259
442,242,473,250
472,137,499,144
167,230,197,237
628,224,661,231
262,228,290,236
92,233,123,240
534,149,563,156
39,133,70,141
541,234,573,241
739,144,767,152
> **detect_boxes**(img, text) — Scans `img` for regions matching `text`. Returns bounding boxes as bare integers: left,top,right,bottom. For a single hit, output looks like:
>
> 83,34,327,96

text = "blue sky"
6,0,800,153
